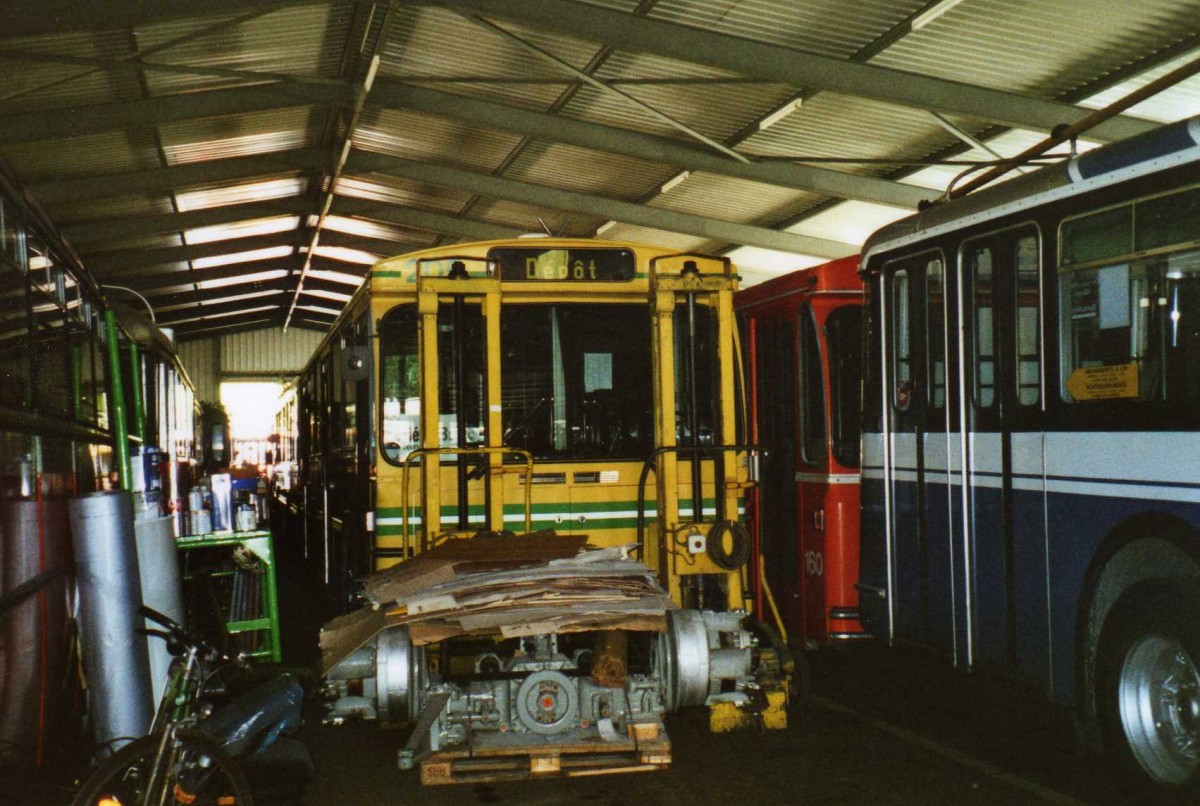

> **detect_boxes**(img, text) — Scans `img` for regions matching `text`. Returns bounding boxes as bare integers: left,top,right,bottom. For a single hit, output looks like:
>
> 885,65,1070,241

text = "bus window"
673,303,719,448
890,269,911,411
379,306,420,462
798,304,826,467
1060,248,1200,405
826,304,861,469
1016,235,1041,407
501,304,653,460
926,260,945,411
970,245,996,409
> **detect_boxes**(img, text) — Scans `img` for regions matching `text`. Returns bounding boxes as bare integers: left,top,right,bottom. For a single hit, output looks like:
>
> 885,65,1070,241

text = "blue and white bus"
857,115,1200,793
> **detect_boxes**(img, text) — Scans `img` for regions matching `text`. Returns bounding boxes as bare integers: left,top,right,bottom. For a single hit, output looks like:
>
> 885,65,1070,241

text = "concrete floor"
9,538,1168,806
299,644,1111,806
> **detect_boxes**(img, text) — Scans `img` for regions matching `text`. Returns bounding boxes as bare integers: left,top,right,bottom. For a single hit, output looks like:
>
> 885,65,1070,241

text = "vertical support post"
715,284,744,608
103,310,132,490
653,287,681,603
128,343,146,442
418,287,441,552
484,289,504,532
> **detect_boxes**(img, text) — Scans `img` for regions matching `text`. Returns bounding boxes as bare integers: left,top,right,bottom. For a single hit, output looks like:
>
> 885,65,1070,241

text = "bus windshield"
500,303,653,460
378,302,655,463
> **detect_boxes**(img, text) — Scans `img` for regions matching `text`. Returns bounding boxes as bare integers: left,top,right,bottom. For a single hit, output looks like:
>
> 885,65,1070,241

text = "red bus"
738,255,866,648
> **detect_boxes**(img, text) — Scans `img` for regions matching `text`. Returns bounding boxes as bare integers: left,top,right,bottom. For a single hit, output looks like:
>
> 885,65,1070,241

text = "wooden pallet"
419,726,672,785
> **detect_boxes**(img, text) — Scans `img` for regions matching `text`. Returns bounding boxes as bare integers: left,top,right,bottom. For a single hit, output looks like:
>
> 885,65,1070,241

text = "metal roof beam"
123,255,362,293
158,296,291,327
153,275,354,309
369,82,928,209
347,150,855,257
29,148,329,206
332,196,519,242
309,230,392,257
152,281,292,310
0,84,353,147
172,311,290,340
125,258,298,292
85,233,302,274
61,199,313,248
427,0,1156,142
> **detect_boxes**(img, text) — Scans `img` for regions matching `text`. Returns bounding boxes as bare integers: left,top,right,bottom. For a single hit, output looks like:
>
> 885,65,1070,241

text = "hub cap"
1118,634,1200,785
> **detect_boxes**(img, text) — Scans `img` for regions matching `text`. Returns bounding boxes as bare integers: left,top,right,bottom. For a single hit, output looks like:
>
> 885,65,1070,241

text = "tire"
73,729,254,806
1097,582,1200,798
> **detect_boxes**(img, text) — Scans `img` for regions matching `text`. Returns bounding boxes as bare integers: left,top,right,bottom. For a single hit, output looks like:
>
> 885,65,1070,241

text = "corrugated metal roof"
136,5,350,97
741,92,959,171
1081,47,1200,121
335,174,473,212
49,195,177,225
650,172,825,233
871,0,1200,99
504,141,677,200
355,107,525,170
647,0,925,56
184,215,301,245
160,107,319,165
1,131,161,182
1,0,1198,331
0,30,141,112
467,198,602,236
564,57,795,143
158,289,280,313
381,6,589,110
174,177,309,211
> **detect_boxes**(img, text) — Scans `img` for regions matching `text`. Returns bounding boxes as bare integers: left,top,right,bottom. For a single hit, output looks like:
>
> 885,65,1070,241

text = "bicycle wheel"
73,729,254,806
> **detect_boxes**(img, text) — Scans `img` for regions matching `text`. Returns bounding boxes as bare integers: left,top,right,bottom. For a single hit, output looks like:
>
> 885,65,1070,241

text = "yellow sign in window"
1066,363,1139,401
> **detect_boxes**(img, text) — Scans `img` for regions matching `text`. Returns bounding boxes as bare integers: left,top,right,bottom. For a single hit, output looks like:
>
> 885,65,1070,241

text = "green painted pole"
103,310,132,491
128,342,146,441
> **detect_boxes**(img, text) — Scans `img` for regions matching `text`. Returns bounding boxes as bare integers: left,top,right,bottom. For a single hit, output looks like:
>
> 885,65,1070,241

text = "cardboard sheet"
320,532,675,673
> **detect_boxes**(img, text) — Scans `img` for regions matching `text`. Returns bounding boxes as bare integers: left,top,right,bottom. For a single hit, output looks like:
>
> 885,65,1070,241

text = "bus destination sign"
490,247,636,282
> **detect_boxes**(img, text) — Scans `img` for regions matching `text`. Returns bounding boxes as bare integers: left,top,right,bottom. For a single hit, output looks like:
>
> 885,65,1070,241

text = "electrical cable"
706,520,750,570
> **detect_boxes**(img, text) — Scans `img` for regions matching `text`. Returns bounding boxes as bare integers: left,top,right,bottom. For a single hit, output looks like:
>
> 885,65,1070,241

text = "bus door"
882,254,958,652
960,228,1048,678
749,312,801,630
415,267,504,546
801,298,864,642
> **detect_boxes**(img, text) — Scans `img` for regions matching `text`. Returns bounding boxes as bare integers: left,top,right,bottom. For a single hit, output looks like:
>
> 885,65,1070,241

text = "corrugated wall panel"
176,339,219,403
177,327,325,403
220,328,324,375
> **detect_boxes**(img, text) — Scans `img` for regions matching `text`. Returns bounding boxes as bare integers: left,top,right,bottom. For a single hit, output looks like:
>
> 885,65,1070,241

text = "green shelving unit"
176,529,282,663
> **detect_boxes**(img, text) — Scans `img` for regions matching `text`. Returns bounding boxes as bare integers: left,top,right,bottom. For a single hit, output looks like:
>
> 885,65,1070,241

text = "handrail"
399,446,535,557
635,442,761,554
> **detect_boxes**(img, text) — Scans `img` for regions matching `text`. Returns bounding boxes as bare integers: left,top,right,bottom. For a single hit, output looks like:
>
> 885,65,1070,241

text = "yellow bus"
294,237,755,614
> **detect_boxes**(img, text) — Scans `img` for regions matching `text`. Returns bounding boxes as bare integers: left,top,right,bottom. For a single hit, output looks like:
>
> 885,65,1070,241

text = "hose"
706,520,750,570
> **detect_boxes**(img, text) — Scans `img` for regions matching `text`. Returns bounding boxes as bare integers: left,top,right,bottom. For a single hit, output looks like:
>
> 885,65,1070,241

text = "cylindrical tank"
0,498,71,758
134,515,185,705
69,491,154,755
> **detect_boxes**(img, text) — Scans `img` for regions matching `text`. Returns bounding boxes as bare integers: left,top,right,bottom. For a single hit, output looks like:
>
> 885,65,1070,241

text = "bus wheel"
1099,583,1200,794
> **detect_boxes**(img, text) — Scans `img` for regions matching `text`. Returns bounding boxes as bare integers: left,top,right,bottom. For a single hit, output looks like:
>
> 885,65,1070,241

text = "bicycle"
71,605,306,806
